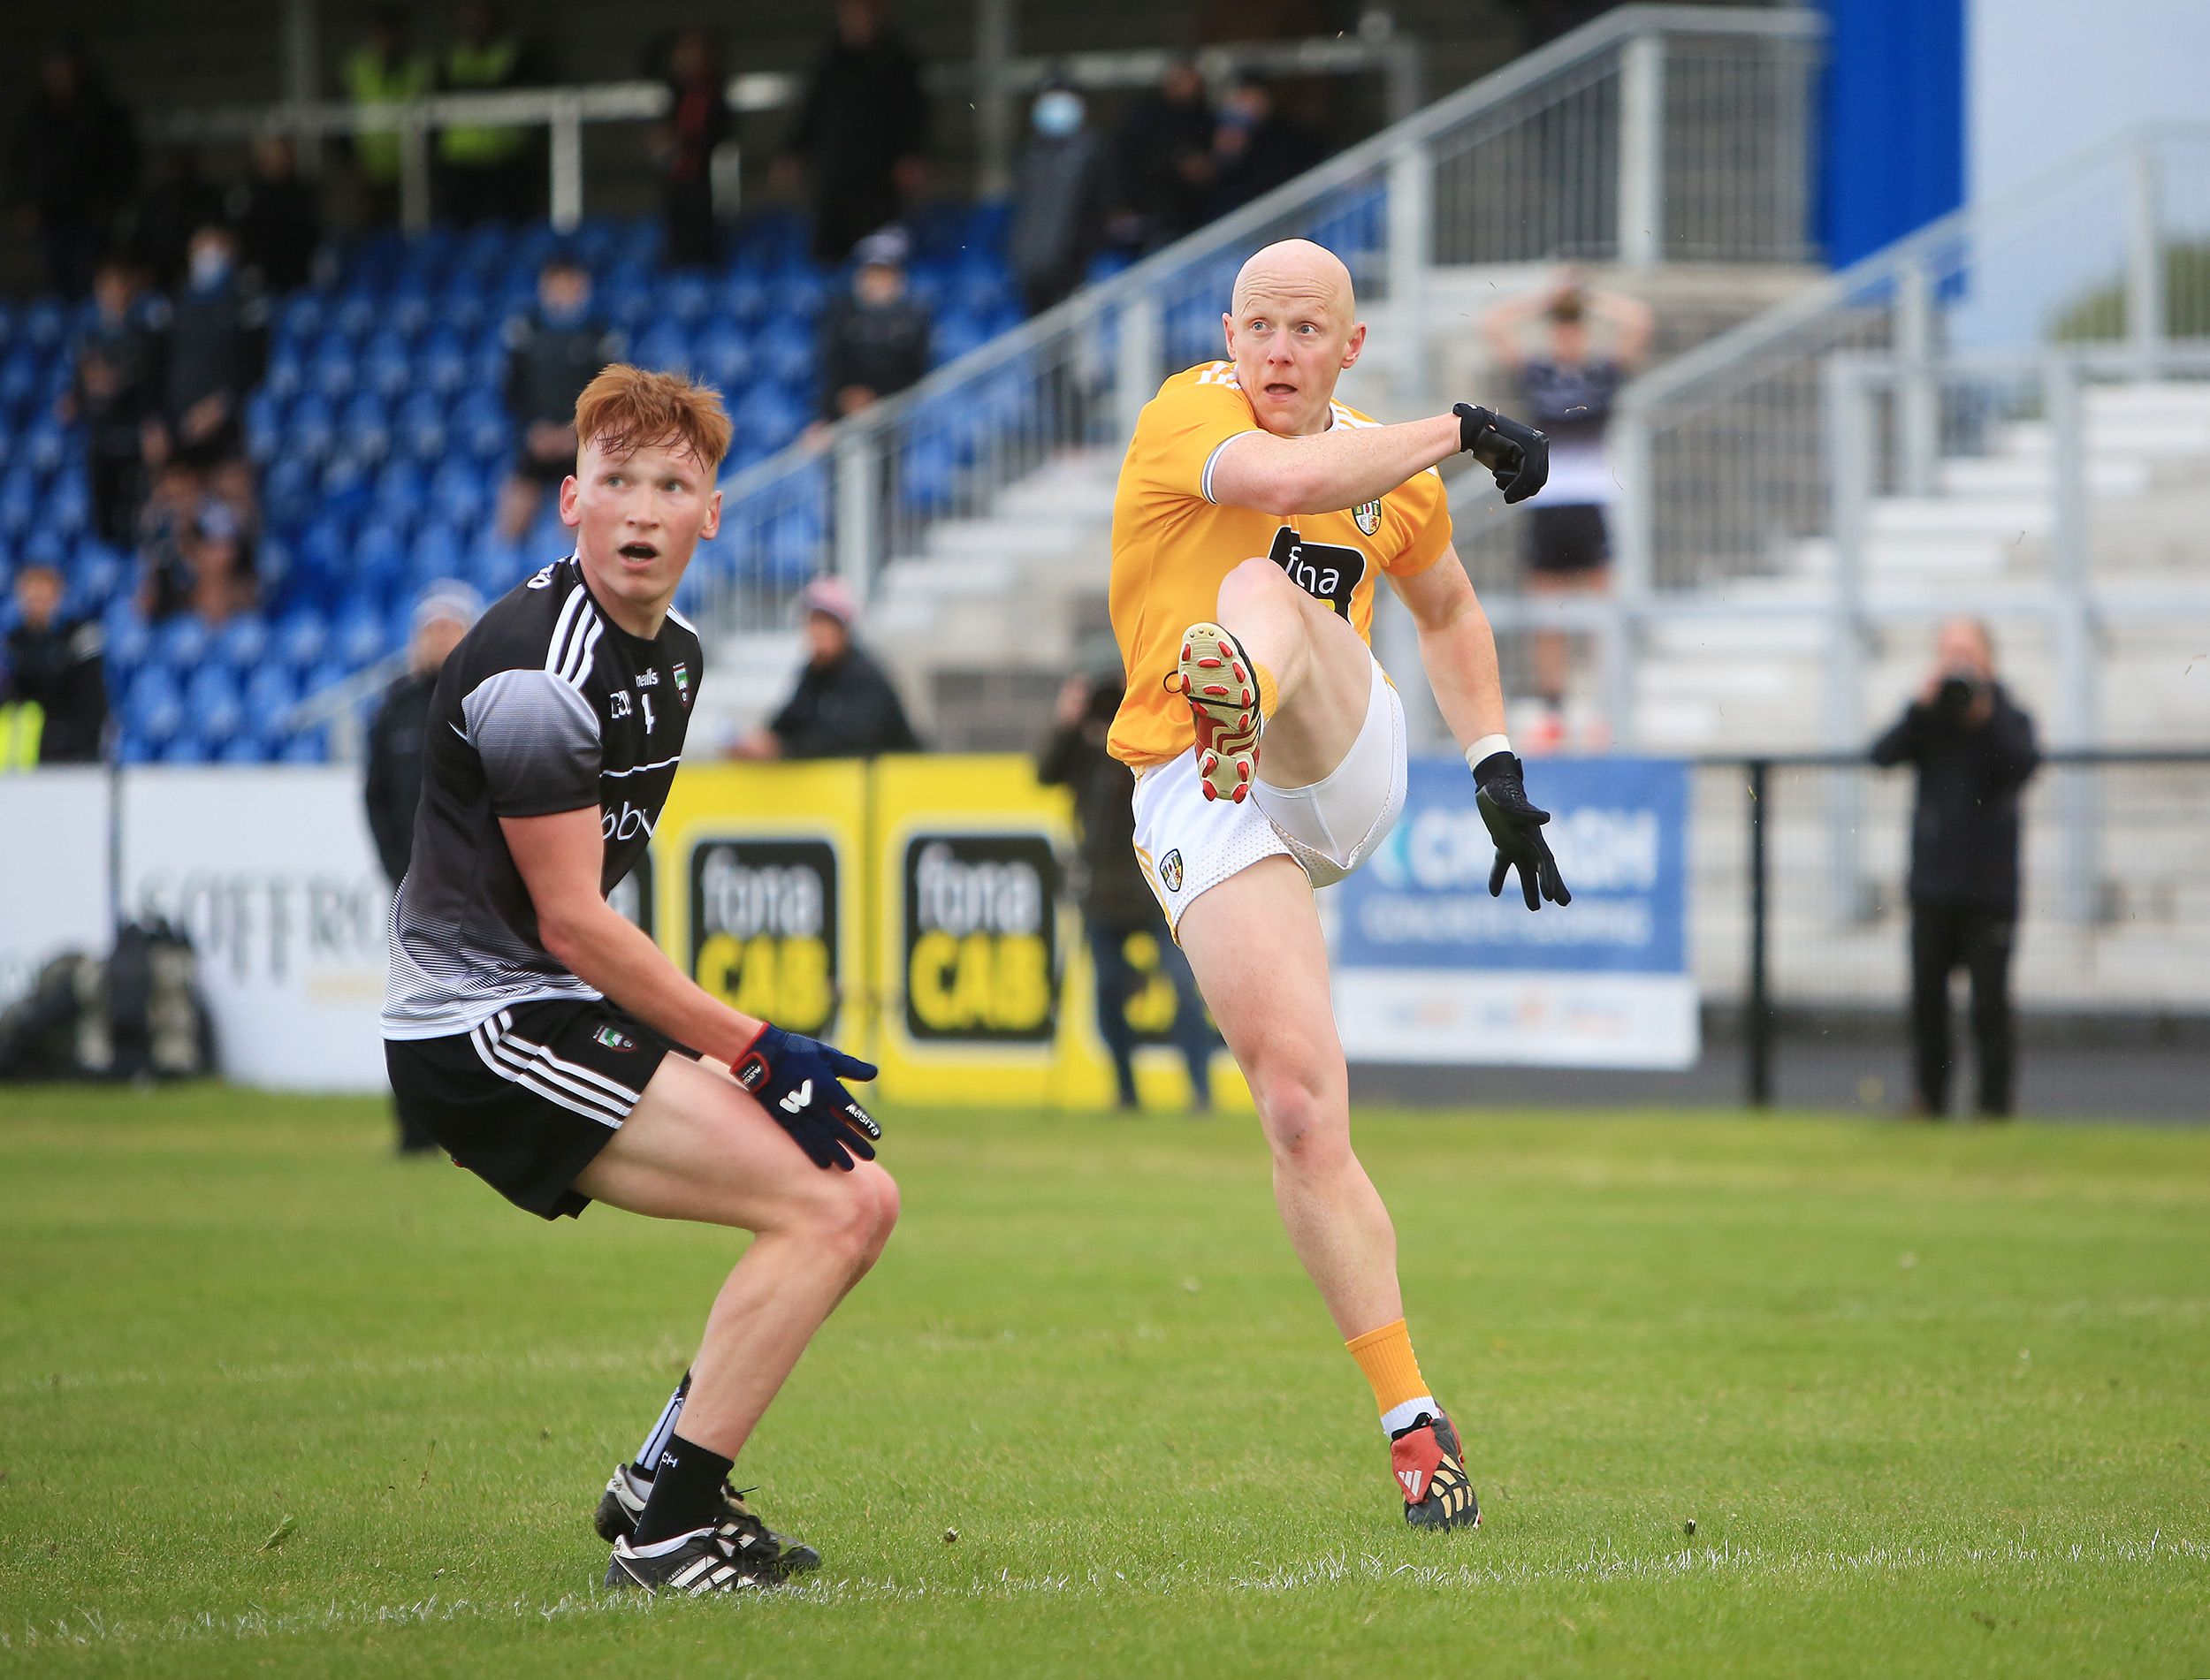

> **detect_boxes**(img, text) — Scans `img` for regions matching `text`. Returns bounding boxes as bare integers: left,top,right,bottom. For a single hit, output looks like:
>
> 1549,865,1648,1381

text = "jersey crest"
1353,499,1382,536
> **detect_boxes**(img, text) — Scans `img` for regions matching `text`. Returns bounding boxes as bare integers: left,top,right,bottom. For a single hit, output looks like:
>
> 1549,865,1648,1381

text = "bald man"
1106,239,1567,1532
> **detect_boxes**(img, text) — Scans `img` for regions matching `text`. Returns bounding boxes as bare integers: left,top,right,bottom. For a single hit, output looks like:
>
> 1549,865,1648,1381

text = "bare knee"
1218,553,1294,620
853,1166,901,1271
1250,1056,1351,1174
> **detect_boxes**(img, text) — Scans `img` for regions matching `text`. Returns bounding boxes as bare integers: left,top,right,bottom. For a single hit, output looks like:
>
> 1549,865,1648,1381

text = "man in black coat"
64,259,162,547
812,228,931,426
774,0,929,265
146,224,270,477
496,255,623,540
1036,670,1214,1113
735,578,919,762
1871,618,2040,1118
1106,58,1216,255
7,46,138,298
3,561,108,764
363,582,480,1152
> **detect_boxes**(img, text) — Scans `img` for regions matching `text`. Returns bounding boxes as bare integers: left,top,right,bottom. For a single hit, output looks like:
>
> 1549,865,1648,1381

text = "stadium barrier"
6,749,2197,1102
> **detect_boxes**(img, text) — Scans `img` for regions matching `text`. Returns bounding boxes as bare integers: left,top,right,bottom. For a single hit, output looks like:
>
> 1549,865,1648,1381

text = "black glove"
732,1025,883,1171
1472,750,1572,911
1454,403,1549,505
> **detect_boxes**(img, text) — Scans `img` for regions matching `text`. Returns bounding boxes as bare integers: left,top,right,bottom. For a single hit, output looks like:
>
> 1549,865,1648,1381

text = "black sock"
630,1432,732,1546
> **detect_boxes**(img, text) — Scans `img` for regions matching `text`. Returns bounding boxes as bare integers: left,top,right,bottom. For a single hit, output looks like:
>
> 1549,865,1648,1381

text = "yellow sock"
1345,1318,1436,1434
1251,659,1279,721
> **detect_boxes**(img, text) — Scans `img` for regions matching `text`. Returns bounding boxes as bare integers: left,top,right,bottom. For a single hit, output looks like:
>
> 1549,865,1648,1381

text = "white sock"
1380,1395,1439,1438
625,1525,712,1558
633,1374,690,1475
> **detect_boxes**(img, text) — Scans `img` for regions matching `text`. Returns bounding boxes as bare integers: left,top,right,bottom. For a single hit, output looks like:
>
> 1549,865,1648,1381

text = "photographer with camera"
1871,619,2040,1119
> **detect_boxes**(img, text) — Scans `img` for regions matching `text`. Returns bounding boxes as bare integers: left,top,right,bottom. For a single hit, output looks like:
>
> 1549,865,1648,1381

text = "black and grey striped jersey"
381,555,703,1039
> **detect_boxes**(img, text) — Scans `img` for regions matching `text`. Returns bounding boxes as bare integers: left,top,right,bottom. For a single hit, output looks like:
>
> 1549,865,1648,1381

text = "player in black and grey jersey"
381,366,897,1597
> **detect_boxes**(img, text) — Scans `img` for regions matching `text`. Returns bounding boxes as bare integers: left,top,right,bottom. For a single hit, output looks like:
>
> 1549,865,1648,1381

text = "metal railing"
1711,750,2210,1106
695,4,1825,641
149,33,1421,237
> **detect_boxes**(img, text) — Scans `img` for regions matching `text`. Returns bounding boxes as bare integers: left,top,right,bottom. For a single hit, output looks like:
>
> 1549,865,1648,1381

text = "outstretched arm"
1389,544,1506,754
1208,413,1463,517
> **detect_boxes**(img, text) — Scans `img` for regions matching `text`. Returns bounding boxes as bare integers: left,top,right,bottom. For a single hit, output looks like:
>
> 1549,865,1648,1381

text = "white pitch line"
4,1534,2202,1654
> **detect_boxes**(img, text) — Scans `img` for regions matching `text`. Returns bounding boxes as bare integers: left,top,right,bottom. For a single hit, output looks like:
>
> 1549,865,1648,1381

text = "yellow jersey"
1107,361,1453,768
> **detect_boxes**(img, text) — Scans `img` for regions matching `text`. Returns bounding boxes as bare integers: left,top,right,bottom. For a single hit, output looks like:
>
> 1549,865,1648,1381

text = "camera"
1935,666,1984,718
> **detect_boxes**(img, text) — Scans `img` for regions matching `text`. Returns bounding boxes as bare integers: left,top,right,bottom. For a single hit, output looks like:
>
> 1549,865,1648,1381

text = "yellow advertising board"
651,761,872,1056
645,755,1244,1111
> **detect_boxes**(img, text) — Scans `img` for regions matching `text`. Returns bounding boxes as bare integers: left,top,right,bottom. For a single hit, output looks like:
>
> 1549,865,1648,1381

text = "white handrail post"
2046,353,2101,924
1895,256,1939,497
1617,27,1665,266
399,109,431,233
2126,139,2164,373
835,432,880,604
1387,139,1433,406
974,0,1015,200
1116,292,1162,445
1606,404,1653,746
1823,357,1870,923
550,93,585,232
281,0,321,171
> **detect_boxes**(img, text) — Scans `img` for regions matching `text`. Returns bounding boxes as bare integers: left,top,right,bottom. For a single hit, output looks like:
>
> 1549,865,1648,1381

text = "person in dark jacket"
2,562,108,764
495,255,623,539
1008,81,1109,317
773,0,930,266
654,27,730,269
435,1,539,225
1106,58,1216,255
1037,670,1214,1113
1871,618,2040,1119
145,224,270,477
61,259,161,547
226,136,324,294
1207,77,1327,219
8,45,139,299
812,227,931,427
363,582,480,1151
735,578,919,761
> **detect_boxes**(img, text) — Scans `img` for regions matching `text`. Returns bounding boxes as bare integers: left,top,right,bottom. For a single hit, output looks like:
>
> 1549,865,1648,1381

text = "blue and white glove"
732,1025,883,1172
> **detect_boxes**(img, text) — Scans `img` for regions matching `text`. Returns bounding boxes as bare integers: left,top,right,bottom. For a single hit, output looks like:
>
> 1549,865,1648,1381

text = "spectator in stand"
436,1,538,225
810,227,930,430
180,499,258,625
364,581,481,1152
60,259,161,548
774,0,930,266
135,467,257,623
1871,620,2040,1121
654,27,731,269
6,43,139,300
1,562,108,764
1008,80,1109,318
1106,57,1216,255
1037,668,1215,1114
733,577,919,761
1206,77,1326,218
226,136,324,294
145,224,269,515
496,254,622,540
125,145,223,293
1482,268,1653,749
343,7,435,227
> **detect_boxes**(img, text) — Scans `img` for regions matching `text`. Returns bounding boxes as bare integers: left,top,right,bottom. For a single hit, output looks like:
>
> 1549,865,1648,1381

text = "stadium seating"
0,204,1050,760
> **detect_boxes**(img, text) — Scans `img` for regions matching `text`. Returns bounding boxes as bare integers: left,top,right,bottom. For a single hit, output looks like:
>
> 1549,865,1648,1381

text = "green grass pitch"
1,1085,2205,1677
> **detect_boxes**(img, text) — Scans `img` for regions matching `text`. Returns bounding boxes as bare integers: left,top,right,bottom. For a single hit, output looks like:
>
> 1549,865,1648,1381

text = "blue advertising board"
1330,757,1698,1068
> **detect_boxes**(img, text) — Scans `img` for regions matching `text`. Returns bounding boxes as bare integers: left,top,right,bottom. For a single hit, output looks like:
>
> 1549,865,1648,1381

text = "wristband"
1464,733,1512,772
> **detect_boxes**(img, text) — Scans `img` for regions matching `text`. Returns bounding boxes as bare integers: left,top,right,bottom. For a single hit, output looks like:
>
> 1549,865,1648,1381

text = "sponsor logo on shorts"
1353,499,1382,536
1161,849,1185,893
594,1024,636,1052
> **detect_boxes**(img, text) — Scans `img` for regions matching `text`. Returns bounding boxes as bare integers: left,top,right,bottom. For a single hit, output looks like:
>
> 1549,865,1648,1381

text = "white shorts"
1132,651,1408,936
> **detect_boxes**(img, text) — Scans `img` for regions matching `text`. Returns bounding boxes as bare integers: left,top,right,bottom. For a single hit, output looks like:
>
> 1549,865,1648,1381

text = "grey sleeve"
461,667,603,817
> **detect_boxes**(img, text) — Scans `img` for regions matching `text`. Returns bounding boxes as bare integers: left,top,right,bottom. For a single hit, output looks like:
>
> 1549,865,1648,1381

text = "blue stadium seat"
217,734,268,764
409,523,465,582
634,322,695,375
371,457,428,513
394,391,450,461
718,273,769,327
160,733,212,765
104,604,155,674
45,473,89,539
768,270,827,323
300,658,347,701
760,331,813,390
898,436,959,513
117,728,161,765
429,459,490,527
280,728,328,764
353,524,409,589
697,330,754,393
0,475,37,541
362,336,415,400
216,614,270,671
319,452,372,505
931,311,988,367
20,299,69,352
285,391,337,462
69,541,127,612
276,611,329,672
127,666,185,746
661,273,714,328
336,612,388,669
159,614,211,671
733,386,805,453
23,418,72,480
309,342,357,400
341,391,394,464
243,663,301,724
280,294,326,341
245,389,287,463
261,346,306,404
332,296,380,342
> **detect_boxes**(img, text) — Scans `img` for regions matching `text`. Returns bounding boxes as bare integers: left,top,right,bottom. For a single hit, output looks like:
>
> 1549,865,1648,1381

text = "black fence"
1719,749,2210,1112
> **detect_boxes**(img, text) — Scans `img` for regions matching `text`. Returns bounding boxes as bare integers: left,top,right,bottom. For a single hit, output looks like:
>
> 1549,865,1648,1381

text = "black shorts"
385,999,674,1220
1525,504,1611,576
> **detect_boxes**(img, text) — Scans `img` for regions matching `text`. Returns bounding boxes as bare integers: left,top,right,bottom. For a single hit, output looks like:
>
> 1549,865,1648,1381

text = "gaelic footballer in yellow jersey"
1103,238,1569,1534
